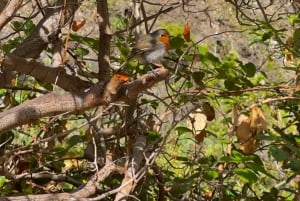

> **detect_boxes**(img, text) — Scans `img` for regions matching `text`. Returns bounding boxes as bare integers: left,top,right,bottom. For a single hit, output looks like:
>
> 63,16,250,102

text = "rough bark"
0,68,169,135
0,0,23,31
2,54,92,92
97,0,112,81
114,135,147,201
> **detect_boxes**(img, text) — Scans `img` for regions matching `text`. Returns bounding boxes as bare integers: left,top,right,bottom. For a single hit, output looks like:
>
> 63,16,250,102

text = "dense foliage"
1,0,300,200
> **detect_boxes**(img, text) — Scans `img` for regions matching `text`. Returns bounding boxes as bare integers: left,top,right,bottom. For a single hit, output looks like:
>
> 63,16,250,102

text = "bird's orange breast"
158,35,170,50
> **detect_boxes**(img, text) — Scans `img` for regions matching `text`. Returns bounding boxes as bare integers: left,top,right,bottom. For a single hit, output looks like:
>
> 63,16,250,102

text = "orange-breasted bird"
117,29,170,71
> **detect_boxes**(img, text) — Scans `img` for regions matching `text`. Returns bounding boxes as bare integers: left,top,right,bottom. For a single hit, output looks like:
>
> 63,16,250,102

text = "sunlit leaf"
1,37,23,53
75,47,89,57
203,170,219,180
175,126,192,135
0,176,6,188
235,168,258,183
196,45,220,65
23,20,35,34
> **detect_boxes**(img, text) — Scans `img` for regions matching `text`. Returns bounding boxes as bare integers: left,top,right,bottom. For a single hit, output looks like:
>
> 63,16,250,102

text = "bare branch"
2,54,92,92
114,135,147,201
97,0,112,80
12,0,79,58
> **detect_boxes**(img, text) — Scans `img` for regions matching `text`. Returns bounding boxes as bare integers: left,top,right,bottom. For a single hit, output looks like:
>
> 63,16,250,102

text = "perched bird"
118,29,170,71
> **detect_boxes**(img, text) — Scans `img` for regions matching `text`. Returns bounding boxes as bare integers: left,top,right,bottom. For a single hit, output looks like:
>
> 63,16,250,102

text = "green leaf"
23,20,35,34
0,89,6,95
203,170,219,180
285,158,300,171
170,36,185,49
293,28,300,50
256,134,276,141
147,131,161,143
269,146,289,161
67,135,82,147
69,34,99,53
75,47,89,57
224,79,240,90
239,76,254,87
197,156,215,165
111,15,128,29
261,31,273,41
175,126,192,135
288,14,300,25
196,45,220,65
235,168,258,183
192,71,205,86
242,62,256,77
1,37,23,53
221,150,244,163
246,162,277,180
0,176,6,188
11,21,22,31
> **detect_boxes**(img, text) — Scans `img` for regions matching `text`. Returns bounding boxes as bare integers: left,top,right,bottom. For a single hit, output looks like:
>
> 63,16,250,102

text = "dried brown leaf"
250,106,267,134
239,138,259,154
72,19,86,32
202,102,215,121
236,114,251,144
195,130,207,144
183,21,191,42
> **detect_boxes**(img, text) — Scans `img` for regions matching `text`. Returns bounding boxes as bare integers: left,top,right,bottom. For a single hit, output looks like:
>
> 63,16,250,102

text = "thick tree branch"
2,54,92,92
114,135,147,201
0,68,169,135
0,192,89,201
117,68,170,102
0,0,23,31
